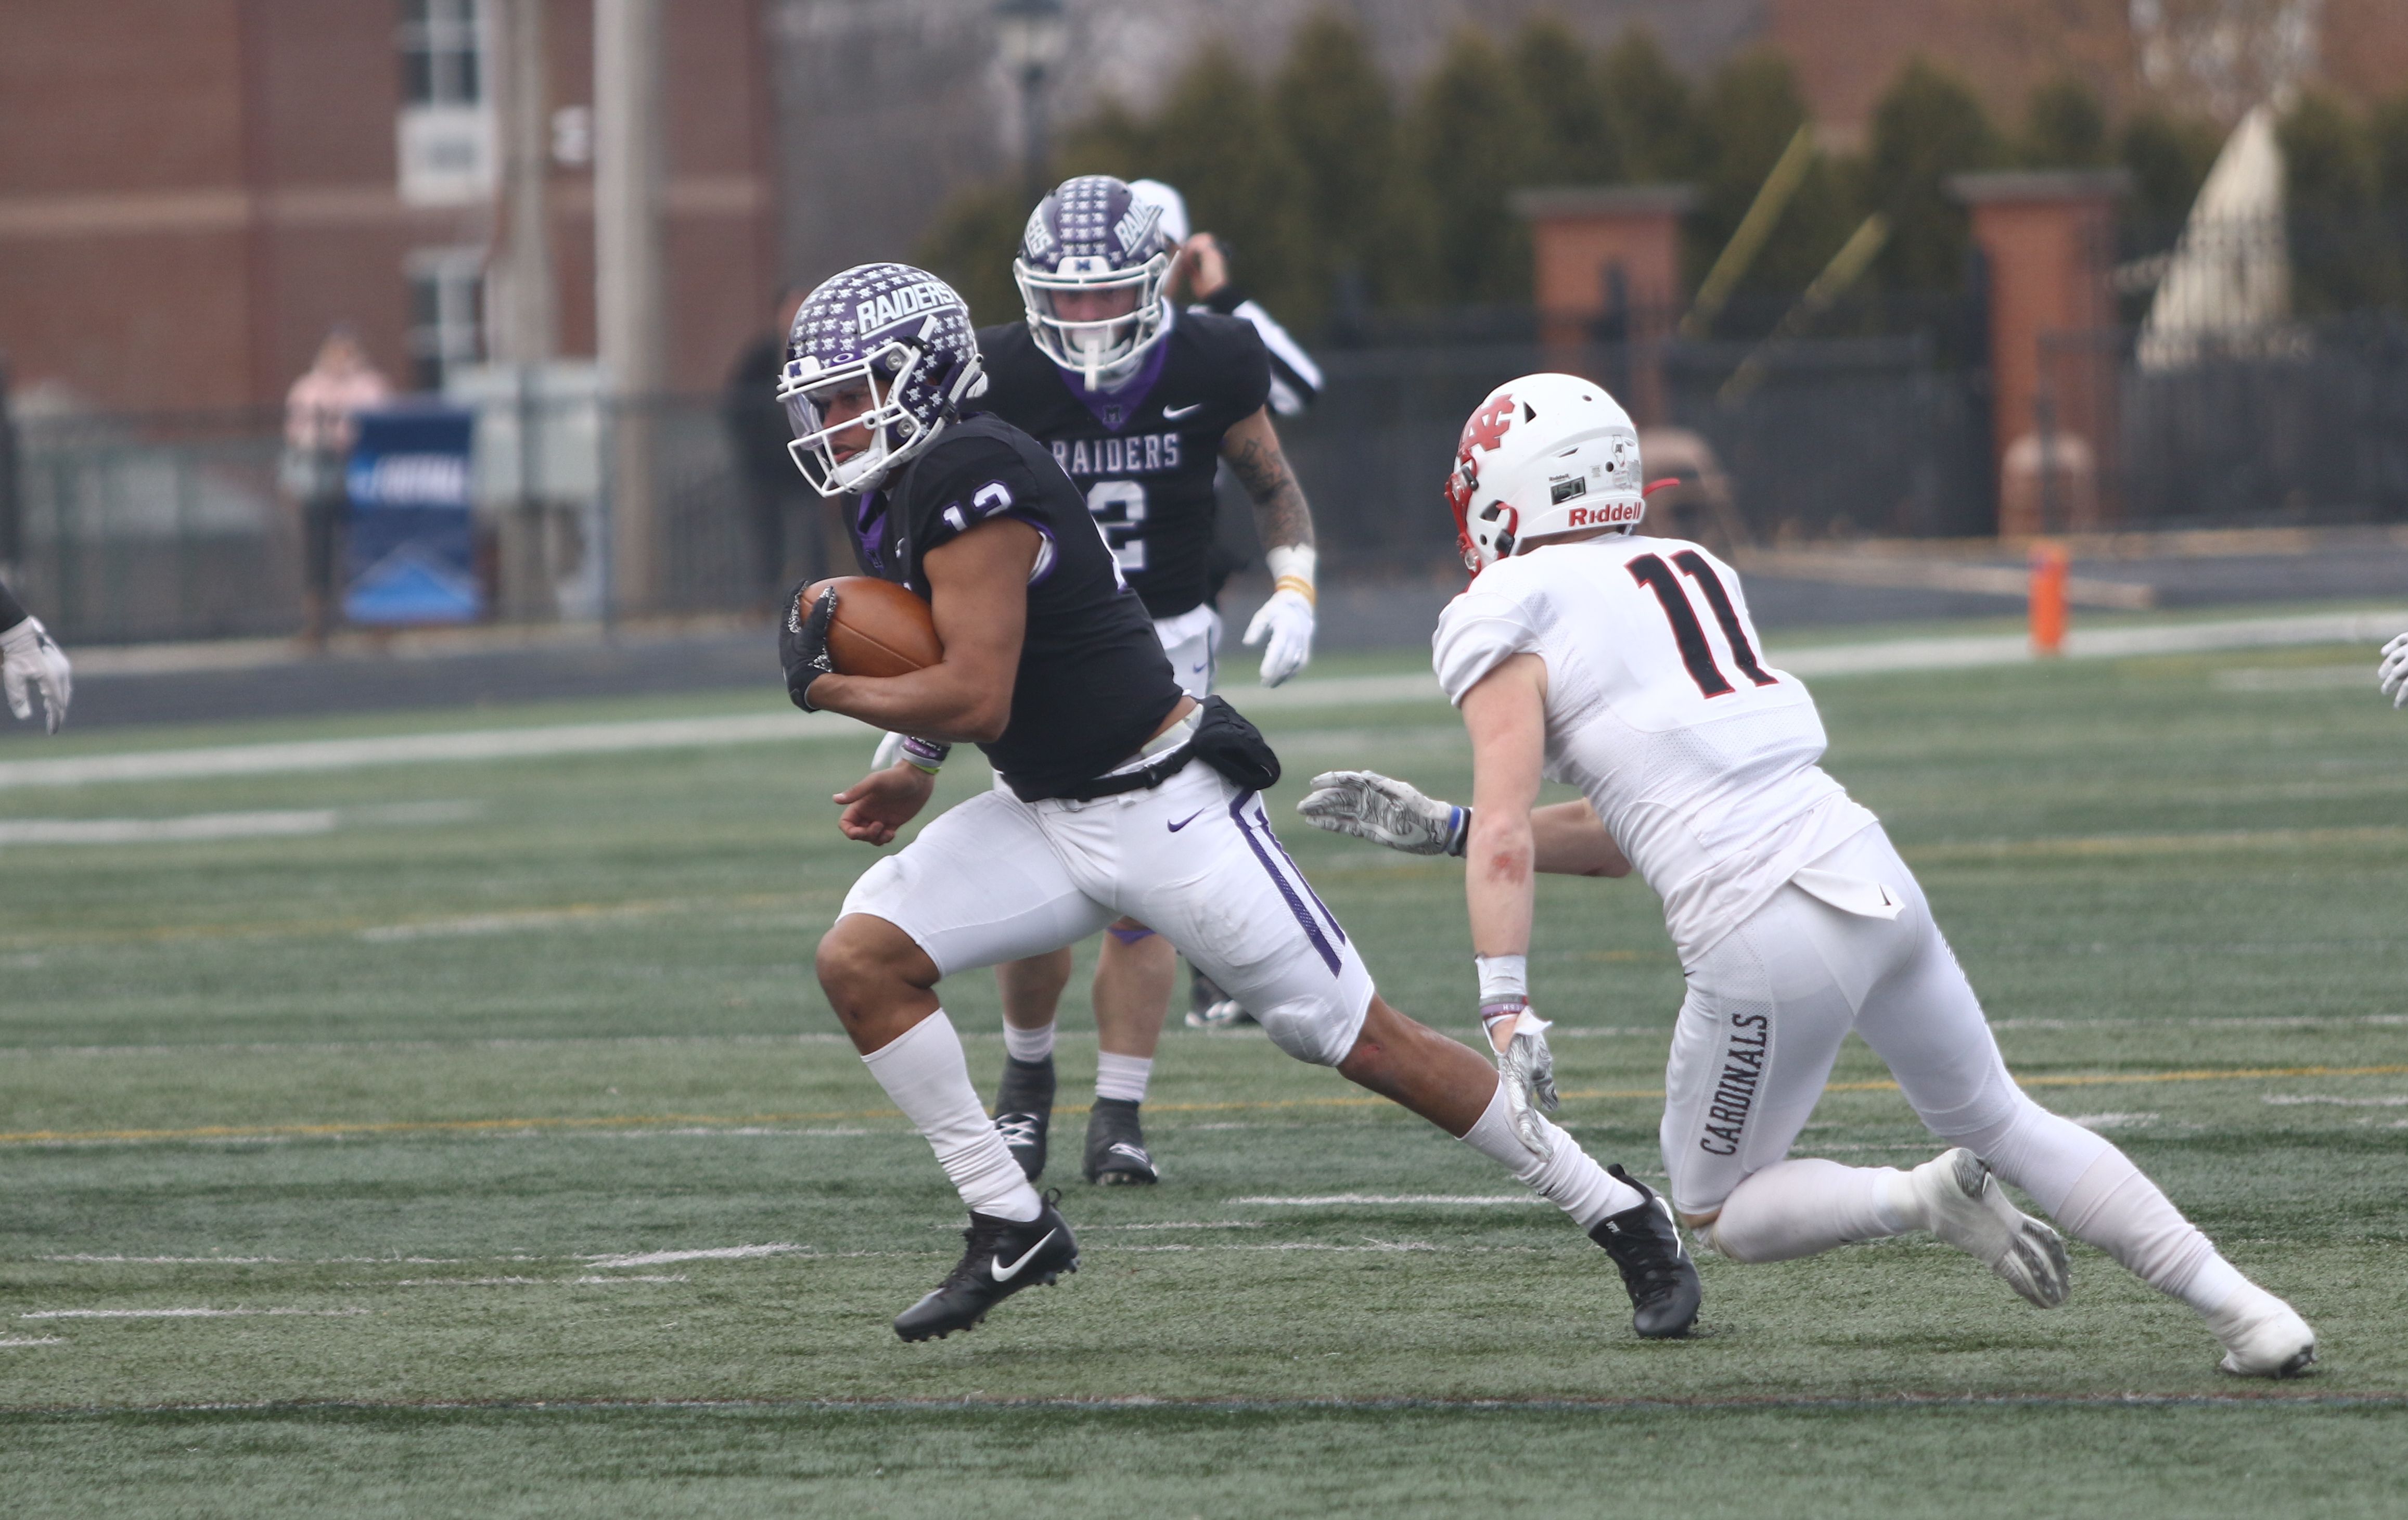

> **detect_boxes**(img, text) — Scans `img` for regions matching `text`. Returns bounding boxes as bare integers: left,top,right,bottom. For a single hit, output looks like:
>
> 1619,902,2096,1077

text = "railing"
11,312,2401,645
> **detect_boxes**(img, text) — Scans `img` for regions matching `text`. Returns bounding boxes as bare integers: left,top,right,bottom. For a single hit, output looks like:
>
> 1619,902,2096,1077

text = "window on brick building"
400,0,484,107
396,1,494,205
406,249,487,392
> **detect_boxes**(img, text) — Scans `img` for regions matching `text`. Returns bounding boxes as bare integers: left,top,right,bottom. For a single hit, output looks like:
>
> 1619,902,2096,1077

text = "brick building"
0,0,778,416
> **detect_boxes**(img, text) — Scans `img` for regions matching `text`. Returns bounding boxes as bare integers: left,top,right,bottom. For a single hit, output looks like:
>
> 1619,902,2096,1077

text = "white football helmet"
1444,374,1646,573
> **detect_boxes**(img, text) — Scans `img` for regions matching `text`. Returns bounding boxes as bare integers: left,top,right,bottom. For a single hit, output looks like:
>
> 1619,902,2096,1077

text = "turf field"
3,635,2405,1516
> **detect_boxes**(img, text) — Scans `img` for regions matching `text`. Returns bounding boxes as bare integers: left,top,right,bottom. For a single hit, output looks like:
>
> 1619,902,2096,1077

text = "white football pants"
1662,824,2249,1312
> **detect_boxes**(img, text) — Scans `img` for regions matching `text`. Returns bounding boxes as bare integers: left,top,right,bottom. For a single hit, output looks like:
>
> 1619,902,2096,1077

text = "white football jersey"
1432,534,1876,961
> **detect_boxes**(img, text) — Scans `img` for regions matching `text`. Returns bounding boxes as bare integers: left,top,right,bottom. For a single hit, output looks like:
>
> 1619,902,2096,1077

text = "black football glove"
779,582,838,711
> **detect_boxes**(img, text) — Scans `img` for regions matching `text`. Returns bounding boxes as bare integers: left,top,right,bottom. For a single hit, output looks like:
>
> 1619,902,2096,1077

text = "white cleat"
1911,1148,2072,1309
2209,1288,2317,1378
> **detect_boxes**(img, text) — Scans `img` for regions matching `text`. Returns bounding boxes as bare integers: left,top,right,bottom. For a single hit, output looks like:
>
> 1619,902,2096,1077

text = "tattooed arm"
1221,407,1319,685
1219,407,1315,552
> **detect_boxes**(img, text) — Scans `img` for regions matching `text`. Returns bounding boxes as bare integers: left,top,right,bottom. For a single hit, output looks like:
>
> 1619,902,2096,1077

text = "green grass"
2,638,2406,1514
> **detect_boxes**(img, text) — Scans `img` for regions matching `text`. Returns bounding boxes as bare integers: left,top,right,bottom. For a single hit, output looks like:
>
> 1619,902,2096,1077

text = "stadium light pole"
995,0,1068,206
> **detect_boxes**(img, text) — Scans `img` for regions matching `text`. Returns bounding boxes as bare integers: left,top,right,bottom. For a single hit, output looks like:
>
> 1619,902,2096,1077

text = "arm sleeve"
0,576,27,633
1200,287,1321,416
1432,587,1540,707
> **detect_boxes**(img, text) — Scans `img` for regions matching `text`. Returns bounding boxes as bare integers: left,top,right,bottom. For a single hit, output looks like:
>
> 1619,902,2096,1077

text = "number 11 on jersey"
1628,550,1778,698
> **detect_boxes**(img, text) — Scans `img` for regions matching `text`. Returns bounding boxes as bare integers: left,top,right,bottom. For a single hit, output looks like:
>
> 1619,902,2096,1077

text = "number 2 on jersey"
1084,480,1147,574
1627,551,1777,698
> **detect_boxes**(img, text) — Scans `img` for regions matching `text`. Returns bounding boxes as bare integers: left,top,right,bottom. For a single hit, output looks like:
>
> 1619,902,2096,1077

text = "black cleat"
991,1054,1055,1182
1082,1097,1159,1185
892,1193,1080,1342
1590,1165,1702,1339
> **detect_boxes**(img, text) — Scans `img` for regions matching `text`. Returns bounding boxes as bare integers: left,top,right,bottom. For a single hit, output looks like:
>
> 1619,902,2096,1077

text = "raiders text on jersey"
975,310,1271,621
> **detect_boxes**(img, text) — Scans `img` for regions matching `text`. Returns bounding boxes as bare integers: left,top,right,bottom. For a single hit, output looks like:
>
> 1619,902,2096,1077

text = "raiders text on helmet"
1014,175,1174,392
778,262,986,496
1445,373,1646,573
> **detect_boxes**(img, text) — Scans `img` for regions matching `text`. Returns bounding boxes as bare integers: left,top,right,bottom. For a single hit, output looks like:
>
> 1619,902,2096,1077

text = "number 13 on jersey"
1085,480,1147,574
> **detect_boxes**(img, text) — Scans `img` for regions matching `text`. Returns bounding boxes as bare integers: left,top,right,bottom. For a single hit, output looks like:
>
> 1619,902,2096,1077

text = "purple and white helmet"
1014,174,1173,391
777,262,986,496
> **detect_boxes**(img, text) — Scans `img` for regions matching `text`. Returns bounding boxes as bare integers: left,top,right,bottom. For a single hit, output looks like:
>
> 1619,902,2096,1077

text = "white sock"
1710,1158,1912,1262
2052,1148,2250,1315
861,1012,1042,1222
1457,1085,1643,1230
1094,1051,1152,1105
1002,1020,1056,1064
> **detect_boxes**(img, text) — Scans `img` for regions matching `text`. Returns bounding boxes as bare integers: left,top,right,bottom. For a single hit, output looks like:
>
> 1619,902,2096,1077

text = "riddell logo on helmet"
1565,502,1643,528
855,283,947,332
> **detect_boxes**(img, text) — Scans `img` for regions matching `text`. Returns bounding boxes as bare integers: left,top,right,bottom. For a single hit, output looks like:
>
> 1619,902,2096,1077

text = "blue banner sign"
343,407,483,625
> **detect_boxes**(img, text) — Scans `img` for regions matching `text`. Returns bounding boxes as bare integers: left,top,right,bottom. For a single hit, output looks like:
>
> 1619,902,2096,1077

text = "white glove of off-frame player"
0,615,72,733
1243,544,1316,687
1295,770,1469,857
2379,631,2408,709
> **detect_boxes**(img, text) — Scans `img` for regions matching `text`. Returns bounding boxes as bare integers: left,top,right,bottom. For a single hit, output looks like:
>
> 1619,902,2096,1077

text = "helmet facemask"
1015,250,1172,391
779,333,936,496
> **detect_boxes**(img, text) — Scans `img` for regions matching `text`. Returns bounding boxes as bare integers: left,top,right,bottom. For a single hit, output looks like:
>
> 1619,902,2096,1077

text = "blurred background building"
2,0,2405,646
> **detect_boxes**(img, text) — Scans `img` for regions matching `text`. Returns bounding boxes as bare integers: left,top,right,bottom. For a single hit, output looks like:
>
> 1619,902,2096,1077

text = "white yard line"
0,801,477,846
7,608,2401,791
2262,1093,2408,1106
20,1307,369,1319
582,1243,808,1269
0,1336,66,1346
1229,1194,1544,1207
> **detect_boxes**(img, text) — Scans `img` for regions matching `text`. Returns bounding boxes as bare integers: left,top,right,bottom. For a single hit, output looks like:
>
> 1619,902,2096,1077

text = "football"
802,575,943,677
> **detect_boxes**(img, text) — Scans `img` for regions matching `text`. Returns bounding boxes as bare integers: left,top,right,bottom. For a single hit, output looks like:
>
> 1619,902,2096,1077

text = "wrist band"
1264,544,1317,608
899,736,951,774
1445,804,1470,858
1475,952,1528,1002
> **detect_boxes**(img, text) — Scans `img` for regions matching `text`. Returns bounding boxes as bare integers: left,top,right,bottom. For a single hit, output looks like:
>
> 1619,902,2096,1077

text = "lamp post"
995,0,1068,206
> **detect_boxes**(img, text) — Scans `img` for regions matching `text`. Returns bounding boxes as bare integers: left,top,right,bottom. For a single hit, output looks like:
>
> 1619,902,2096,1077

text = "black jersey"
975,310,1271,620
842,413,1184,802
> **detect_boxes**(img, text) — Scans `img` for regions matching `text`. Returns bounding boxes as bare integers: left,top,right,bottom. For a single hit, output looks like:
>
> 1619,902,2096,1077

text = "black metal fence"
8,314,2402,646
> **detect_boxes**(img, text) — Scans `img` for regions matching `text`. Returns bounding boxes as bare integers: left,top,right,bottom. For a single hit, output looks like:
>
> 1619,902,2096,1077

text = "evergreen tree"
2369,92,2408,216
1689,47,1849,305
1056,97,1157,185
1122,44,1319,328
1513,13,1624,184
2279,90,2399,315
1274,9,1415,314
1407,26,1539,306
1861,58,2003,293
2118,106,2224,244
2019,77,2110,169
914,180,1033,328
1597,27,1703,183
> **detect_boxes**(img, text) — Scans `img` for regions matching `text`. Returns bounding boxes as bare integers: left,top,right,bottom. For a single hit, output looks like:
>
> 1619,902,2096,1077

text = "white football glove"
0,615,71,734
1243,586,1314,686
1295,770,1468,857
2379,631,2408,709
1486,1006,1561,1159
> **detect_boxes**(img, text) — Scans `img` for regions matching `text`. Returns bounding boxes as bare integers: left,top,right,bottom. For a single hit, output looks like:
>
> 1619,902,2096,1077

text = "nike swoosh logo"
1167,808,1207,832
1162,402,1203,419
990,1229,1058,1283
